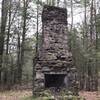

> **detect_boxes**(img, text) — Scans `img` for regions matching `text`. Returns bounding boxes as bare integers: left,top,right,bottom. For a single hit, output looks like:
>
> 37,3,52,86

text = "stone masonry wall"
34,5,74,91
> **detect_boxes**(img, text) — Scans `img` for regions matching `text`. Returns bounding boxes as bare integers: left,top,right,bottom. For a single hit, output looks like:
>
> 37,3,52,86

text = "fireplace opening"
45,74,66,88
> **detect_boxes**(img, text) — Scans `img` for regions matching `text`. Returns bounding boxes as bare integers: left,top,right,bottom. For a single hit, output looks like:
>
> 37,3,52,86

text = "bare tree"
57,0,60,7
0,0,9,84
90,0,94,43
70,0,73,30
33,0,39,95
18,0,29,83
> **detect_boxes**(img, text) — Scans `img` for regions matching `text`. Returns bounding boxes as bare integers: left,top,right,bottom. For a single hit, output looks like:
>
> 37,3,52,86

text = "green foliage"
23,95,85,100
23,96,35,100
96,14,100,33
22,37,35,82
74,0,90,6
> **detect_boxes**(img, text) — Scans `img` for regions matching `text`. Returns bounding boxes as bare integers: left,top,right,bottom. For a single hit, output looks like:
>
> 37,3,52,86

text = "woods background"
0,0,100,91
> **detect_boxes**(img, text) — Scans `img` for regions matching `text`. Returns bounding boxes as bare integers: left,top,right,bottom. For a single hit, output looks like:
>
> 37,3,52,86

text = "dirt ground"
79,91,100,100
0,90,99,100
0,90,32,100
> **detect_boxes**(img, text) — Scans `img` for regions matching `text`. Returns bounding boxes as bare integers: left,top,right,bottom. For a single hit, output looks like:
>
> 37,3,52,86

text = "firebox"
45,74,66,88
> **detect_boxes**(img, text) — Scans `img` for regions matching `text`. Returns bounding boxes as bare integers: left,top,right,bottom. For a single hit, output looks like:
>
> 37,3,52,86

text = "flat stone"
34,5,77,94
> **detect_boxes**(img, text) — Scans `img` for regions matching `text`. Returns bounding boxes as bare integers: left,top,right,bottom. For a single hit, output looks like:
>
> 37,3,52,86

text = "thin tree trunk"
16,31,21,84
3,0,12,85
18,0,28,84
83,0,88,90
57,0,60,7
70,0,73,30
83,0,88,47
0,0,8,84
69,0,73,51
90,0,94,43
64,0,67,8
33,0,39,95
94,0,98,91
46,0,48,4
6,0,11,55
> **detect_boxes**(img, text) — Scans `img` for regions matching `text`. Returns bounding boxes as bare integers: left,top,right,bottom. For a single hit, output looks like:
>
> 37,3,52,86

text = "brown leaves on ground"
0,90,32,100
79,91,100,100
0,90,99,100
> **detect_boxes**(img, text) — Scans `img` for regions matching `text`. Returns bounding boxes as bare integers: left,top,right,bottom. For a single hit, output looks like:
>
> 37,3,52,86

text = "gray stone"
34,5,78,95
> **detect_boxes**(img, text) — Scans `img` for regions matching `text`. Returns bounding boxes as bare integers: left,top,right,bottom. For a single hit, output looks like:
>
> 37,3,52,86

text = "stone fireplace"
34,5,77,92
45,74,66,88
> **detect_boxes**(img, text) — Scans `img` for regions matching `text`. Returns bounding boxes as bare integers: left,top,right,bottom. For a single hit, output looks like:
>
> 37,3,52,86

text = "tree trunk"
18,0,28,84
33,0,39,95
3,0,12,85
0,0,9,84
16,31,21,84
90,0,94,43
94,0,98,91
57,0,60,7
70,0,73,30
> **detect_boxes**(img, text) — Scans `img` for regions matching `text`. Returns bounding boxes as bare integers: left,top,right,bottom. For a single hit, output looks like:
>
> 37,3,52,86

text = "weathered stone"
42,67,50,72
36,71,44,80
45,53,57,60
34,5,78,95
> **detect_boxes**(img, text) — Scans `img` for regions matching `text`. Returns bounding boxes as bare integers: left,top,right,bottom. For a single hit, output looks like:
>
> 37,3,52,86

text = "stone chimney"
34,5,77,93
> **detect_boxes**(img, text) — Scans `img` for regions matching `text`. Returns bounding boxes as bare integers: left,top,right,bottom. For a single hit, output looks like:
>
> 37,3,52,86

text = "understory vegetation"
0,0,100,99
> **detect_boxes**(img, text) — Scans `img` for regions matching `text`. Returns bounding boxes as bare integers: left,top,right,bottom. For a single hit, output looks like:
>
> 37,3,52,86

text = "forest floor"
79,91,100,100
0,90,99,100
